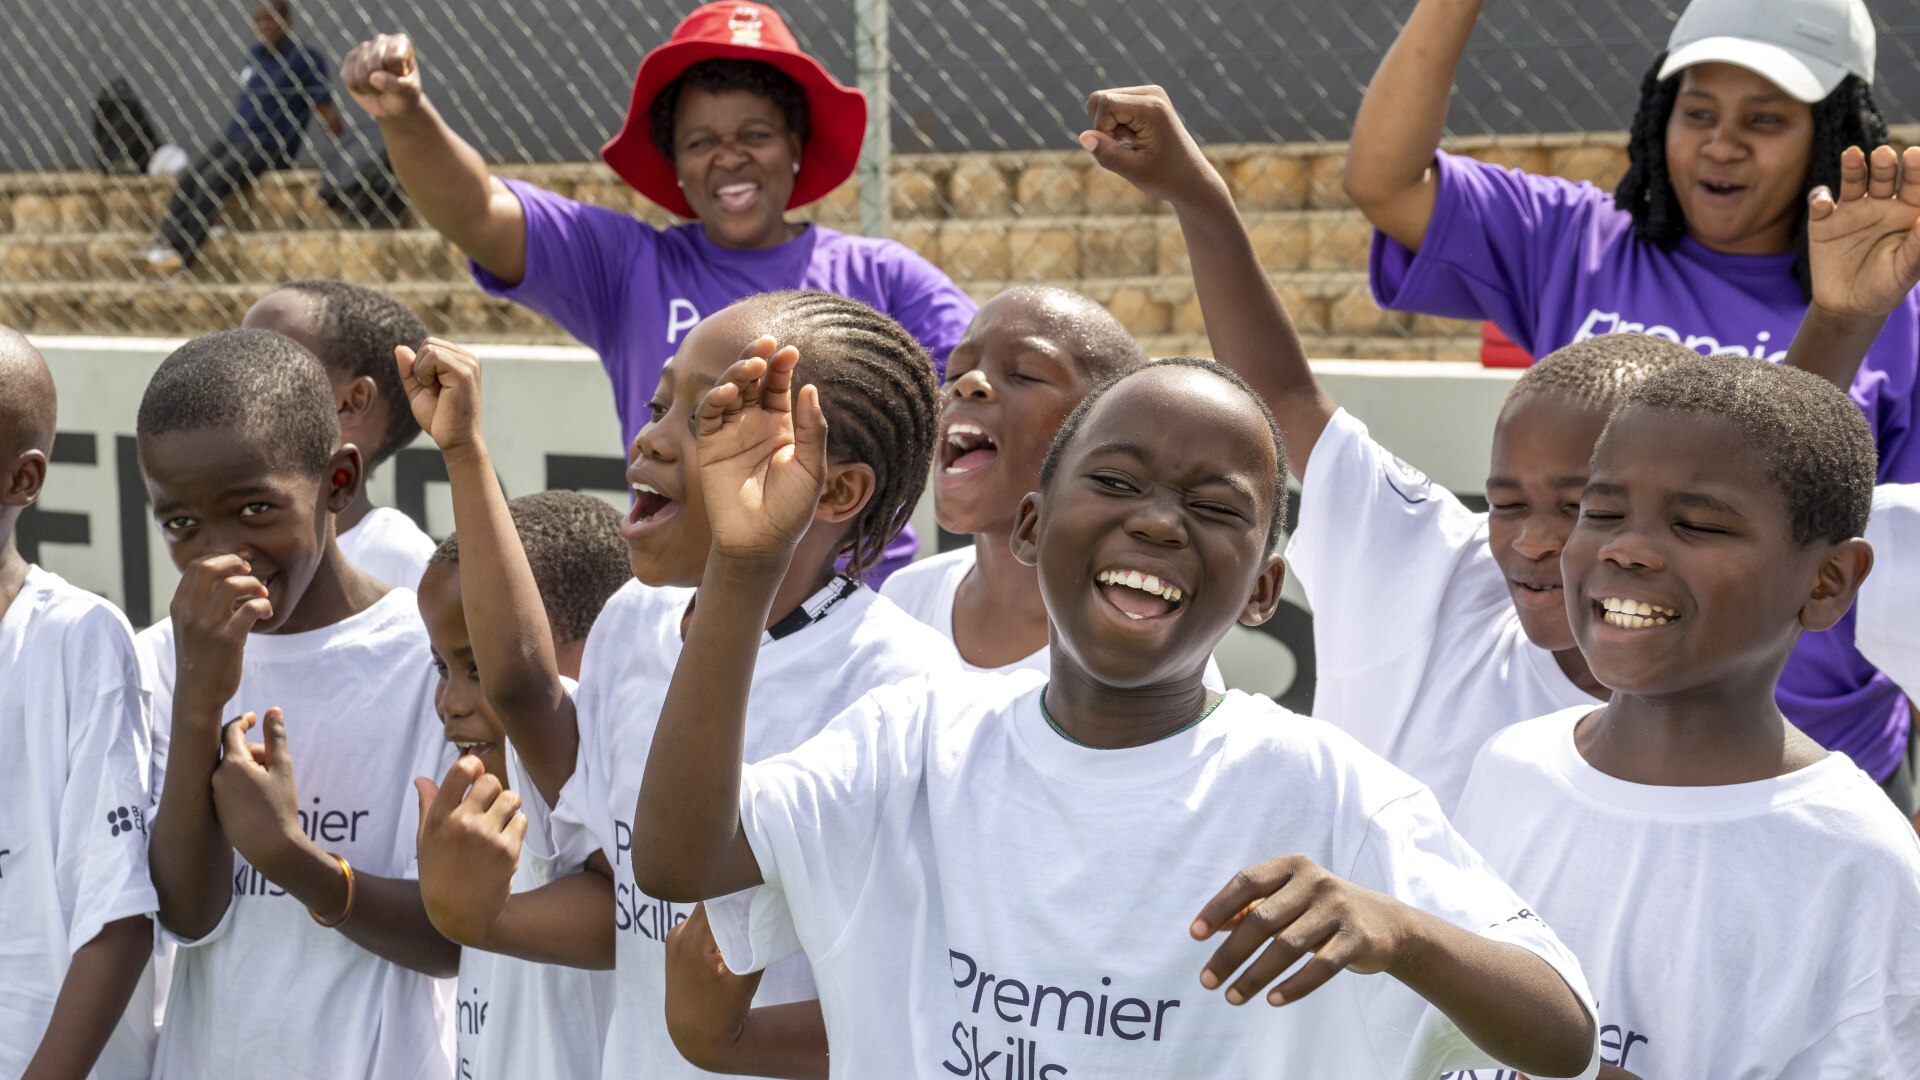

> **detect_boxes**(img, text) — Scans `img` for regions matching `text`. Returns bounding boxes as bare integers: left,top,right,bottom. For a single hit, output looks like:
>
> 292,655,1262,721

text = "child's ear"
1011,492,1043,567
0,449,48,509
1237,553,1288,627
325,445,365,514
1801,537,1873,633
812,461,875,526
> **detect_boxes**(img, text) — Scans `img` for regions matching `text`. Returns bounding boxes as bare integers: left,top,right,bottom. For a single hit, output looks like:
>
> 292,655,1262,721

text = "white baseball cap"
1659,0,1875,103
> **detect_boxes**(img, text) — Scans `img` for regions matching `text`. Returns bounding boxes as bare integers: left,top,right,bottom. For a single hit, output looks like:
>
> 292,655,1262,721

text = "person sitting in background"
140,0,342,276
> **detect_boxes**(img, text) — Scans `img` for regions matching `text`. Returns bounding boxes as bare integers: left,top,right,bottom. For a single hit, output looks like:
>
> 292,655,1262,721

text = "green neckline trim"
1039,684,1226,749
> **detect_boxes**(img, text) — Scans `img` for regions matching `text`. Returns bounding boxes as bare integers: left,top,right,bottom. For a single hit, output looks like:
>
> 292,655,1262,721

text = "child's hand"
1808,144,1920,321
1189,855,1417,1006
413,756,526,947
693,337,828,567
171,553,270,712
342,33,424,120
664,903,765,1053
210,709,307,877
397,338,484,456
1079,85,1224,206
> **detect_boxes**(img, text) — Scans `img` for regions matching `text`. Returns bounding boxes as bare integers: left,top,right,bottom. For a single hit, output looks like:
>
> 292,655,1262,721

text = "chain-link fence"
6,0,1920,360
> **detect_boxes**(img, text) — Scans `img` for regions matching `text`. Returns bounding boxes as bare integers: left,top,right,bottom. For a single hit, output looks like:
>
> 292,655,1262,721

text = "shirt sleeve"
1859,484,1920,697
1369,151,1609,358
470,179,653,356
877,242,977,381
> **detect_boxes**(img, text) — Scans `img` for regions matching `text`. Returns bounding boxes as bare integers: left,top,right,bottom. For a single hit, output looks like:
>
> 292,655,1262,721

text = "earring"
792,161,801,174
676,179,684,188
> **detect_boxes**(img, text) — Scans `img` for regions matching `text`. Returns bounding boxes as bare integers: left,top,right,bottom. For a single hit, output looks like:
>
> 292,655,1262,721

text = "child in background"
396,299,957,1080
137,329,456,1079
244,279,435,589
411,491,629,1080
1078,85,1697,809
1450,356,1920,1076
633,350,1600,1078
0,328,159,1079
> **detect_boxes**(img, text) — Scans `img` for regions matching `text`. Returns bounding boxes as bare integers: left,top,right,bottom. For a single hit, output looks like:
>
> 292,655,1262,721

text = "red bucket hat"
602,2,868,220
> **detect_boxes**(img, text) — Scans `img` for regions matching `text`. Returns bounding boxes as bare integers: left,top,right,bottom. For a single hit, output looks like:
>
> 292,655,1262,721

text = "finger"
220,712,259,763
1225,909,1336,1004
760,344,799,414
1202,883,1317,992
1267,931,1363,1006
504,811,529,853
1869,144,1898,201
694,380,743,437
1192,858,1296,939
793,384,830,479
483,787,523,829
408,344,445,393
1839,145,1869,202
464,770,506,814
413,776,439,828
222,593,272,638
261,707,288,769
1808,185,1836,222
1901,146,1920,208
395,344,418,388
433,754,485,817
190,553,253,589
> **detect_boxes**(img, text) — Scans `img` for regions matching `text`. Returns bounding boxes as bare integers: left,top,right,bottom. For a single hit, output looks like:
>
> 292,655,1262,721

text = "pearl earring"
792,161,801,174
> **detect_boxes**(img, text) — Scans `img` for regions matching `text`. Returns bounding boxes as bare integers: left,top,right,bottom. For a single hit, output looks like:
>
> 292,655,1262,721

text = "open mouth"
1595,596,1679,630
623,480,680,538
1095,567,1185,621
715,181,760,214
450,738,496,760
940,422,999,476
1510,577,1562,608
1698,179,1746,199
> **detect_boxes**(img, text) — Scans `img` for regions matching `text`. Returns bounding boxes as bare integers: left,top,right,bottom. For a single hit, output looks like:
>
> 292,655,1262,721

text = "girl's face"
1664,62,1815,257
672,87,803,250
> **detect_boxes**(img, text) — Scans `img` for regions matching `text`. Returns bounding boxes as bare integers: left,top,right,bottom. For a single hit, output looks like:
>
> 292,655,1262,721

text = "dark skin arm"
665,905,829,1078
1785,144,1920,391
315,101,344,139
1080,86,1330,475
20,916,152,1080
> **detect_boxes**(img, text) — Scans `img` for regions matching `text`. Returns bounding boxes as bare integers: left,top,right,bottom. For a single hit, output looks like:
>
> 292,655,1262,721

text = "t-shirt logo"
728,6,764,44
1382,452,1432,505
106,804,146,839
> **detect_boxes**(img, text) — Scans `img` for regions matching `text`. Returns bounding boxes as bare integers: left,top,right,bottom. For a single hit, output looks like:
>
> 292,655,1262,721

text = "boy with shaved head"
0,327,162,1078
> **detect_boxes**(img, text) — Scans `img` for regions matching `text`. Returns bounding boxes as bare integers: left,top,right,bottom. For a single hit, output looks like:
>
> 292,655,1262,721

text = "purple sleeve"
470,179,653,355
1368,151,1609,358
876,242,976,382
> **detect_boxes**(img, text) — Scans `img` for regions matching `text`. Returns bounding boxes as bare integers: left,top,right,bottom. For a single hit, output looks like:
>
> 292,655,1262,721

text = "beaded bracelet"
309,852,355,928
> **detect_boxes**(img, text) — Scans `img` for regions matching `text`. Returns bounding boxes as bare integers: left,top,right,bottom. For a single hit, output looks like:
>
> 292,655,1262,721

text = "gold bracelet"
309,852,354,928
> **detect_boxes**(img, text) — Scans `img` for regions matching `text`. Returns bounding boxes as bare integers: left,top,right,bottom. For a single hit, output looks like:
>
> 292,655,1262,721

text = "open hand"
1079,85,1224,206
664,903,764,1051
171,553,271,712
692,337,828,566
1807,144,1920,320
342,33,424,120
1190,855,1416,1006
414,756,525,947
211,709,307,877
397,338,483,455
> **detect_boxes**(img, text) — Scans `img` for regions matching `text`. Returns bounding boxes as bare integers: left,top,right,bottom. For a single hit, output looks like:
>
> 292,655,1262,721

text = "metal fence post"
854,0,891,239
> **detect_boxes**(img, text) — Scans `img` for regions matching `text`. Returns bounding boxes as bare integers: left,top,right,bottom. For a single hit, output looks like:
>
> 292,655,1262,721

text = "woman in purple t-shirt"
341,2,976,578
1344,0,1917,807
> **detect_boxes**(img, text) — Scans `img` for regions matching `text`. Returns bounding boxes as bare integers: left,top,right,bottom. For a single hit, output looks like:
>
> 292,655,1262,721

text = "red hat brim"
602,39,868,220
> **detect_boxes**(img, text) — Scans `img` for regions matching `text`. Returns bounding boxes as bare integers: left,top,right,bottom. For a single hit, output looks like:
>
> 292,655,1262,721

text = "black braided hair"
1615,56,1887,301
429,491,631,648
649,59,811,161
273,280,428,469
742,289,940,577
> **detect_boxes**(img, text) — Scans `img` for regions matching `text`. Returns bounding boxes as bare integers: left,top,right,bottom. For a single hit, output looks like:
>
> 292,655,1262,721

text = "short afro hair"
273,280,427,468
1607,355,1876,546
977,286,1148,384
137,328,337,477
649,59,811,161
1039,356,1291,551
0,326,56,459
1507,333,1701,412
429,491,631,647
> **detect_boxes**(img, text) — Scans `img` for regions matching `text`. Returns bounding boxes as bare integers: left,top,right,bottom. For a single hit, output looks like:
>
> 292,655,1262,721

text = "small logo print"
106,805,145,838
728,5,764,44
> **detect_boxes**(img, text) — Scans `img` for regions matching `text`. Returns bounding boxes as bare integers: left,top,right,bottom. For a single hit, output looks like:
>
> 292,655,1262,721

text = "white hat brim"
1658,36,1847,103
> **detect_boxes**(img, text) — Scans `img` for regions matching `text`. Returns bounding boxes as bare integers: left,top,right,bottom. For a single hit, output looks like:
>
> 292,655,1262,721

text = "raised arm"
400,340,578,805
1081,86,1331,475
1786,144,1920,391
633,339,828,902
341,34,527,284
1342,0,1483,252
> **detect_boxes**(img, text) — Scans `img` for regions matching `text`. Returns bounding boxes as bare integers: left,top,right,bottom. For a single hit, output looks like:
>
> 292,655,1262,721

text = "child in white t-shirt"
1860,483,1920,699
137,329,457,1079
244,279,436,589
1073,87,1707,810
0,329,159,1079
632,345,1602,1078
394,296,959,1079
409,491,630,1080
1451,356,1920,1076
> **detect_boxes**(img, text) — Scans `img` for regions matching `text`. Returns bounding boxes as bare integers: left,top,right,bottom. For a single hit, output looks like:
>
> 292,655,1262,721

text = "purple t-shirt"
475,179,978,581
1371,149,1917,782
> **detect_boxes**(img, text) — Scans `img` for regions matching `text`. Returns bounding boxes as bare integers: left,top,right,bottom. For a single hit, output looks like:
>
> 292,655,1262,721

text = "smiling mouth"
715,182,760,213
451,739,496,760
1596,596,1679,629
940,422,999,476
624,481,680,537
1095,567,1185,621
1698,179,1746,198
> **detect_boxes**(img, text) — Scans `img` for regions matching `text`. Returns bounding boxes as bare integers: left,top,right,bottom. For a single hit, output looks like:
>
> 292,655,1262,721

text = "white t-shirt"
556,578,961,1080
455,733,613,1080
1859,483,1920,698
0,566,159,1080
882,545,1227,689
336,506,437,591
140,588,457,1080
1287,408,1601,810
1453,708,1920,1077
711,678,1601,1080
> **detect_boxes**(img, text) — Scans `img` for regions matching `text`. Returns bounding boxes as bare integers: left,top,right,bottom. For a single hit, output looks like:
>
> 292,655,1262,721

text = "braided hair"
743,290,940,577
1615,56,1887,301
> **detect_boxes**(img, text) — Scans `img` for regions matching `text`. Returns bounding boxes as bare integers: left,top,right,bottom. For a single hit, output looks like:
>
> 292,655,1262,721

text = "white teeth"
947,423,984,438
1601,610,1674,630
1142,574,1162,595
1123,612,1144,621
633,482,659,496
1600,597,1677,618
718,182,755,195
1096,569,1183,603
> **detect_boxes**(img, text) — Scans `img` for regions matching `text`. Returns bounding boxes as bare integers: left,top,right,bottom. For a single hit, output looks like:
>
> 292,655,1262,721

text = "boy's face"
142,428,353,634
1486,391,1611,652
418,561,509,781
1016,367,1284,688
936,295,1100,536
1562,405,1853,696
252,2,288,48
244,293,385,473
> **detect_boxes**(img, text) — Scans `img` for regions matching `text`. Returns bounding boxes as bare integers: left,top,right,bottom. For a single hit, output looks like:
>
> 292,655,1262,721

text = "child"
1077,85,1700,809
0,327,159,1078
137,329,457,1078
411,491,629,1080
396,294,959,1080
1449,356,1920,1075
634,350,1601,1078
244,279,435,588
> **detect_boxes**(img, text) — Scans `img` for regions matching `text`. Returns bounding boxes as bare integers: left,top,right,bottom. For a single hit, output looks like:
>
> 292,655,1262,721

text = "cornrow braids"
649,59,811,162
744,290,940,577
1615,57,1887,301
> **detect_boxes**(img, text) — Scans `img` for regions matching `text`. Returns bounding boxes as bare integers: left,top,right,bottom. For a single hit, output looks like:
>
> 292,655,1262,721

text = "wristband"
309,852,355,928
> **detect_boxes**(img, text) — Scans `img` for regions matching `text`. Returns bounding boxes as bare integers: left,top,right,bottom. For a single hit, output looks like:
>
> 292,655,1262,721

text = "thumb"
793,383,829,478
395,344,419,388
414,776,440,832
1078,129,1131,171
